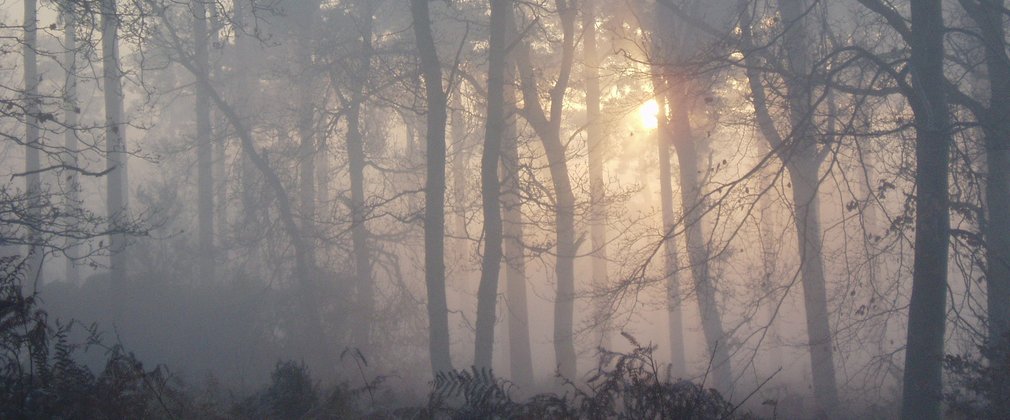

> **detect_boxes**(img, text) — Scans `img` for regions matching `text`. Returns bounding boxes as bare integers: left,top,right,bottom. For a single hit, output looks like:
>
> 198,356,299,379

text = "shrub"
423,334,755,419
0,256,183,419
945,334,1010,419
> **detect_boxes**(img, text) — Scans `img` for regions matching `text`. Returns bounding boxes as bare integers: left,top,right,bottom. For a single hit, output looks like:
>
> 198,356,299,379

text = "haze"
0,0,1005,419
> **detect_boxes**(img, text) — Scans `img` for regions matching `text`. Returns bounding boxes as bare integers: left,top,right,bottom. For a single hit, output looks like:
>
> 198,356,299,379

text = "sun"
639,99,660,130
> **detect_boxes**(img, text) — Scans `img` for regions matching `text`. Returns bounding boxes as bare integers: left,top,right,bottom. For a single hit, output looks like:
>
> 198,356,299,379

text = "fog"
0,0,1004,419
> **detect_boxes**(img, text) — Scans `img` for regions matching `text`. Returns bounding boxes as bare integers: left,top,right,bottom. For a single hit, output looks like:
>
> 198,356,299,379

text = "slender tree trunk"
654,89,686,376
193,0,214,283
102,0,128,316
961,0,1010,348
209,2,226,241
514,0,578,379
62,1,80,284
773,1,841,413
191,68,329,370
787,157,839,414
295,2,320,280
502,87,533,385
233,2,257,229
23,0,42,283
582,0,609,348
667,88,733,394
758,143,784,373
549,139,578,380
411,0,453,375
161,0,328,367
450,91,468,243
474,0,508,371
347,0,375,351
500,22,534,383
901,1,950,418
986,146,1010,345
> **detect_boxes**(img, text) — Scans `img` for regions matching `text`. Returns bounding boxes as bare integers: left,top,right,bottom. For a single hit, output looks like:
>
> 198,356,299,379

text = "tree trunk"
774,1,841,413
193,0,214,283
582,0,609,348
295,2,320,281
191,67,329,371
450,91,469,244
961,0,1010,349
24,0,42,283
667,89,733,394
787,157,839,415
901,1,950,418
514,0,578,379
500,21,534,383
61,1,80,284
233,2,257,229
986,148,1010,345
411,0,453,375
347,0,375,352
474,0,508,371
549,139,578,380
654,90,686,376
209,2,226,242
102,0,128,317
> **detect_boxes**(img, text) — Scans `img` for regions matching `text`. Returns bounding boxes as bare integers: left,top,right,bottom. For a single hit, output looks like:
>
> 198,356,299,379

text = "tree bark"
411,0,454,375
474,0,508,371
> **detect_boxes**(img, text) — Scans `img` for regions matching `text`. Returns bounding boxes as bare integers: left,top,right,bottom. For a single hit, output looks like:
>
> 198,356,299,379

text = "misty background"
0,0,1004,419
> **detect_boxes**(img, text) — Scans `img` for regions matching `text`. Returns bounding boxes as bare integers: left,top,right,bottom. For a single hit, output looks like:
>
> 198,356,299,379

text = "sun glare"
639,99,660,130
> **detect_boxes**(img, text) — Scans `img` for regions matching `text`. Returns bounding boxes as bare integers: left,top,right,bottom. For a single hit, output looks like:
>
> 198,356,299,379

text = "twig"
10,164,114,180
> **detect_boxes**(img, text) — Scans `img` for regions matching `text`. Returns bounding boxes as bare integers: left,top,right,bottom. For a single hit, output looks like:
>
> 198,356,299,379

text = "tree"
102,0,129,317
652,88,686,377
582,0,609,348
60,0,80,284
474,0,508,371
292,0,322,288
411,0,453,375
501,8,534,384
738,0,839,412
23,0,42,284
853,0,952,418
193,0,214,283
649,0,734,394
901,3,951,417
513,0,579,379
955,0,1010,352
345,0,376,351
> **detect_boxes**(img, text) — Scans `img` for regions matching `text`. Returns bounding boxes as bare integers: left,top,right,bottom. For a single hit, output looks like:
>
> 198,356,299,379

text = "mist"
0,0,1004,419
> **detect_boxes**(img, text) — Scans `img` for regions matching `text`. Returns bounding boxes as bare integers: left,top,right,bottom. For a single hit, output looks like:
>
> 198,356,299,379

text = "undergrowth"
1,255,756,419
